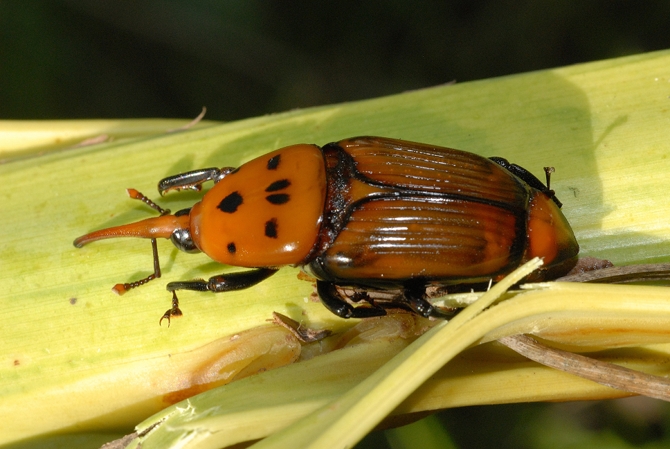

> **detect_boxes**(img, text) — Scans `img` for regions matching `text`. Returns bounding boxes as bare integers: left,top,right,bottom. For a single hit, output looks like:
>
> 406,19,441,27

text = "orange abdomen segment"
526,192,579,266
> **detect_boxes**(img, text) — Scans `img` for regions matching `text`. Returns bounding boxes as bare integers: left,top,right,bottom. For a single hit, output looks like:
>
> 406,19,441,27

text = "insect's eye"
170,228,200,253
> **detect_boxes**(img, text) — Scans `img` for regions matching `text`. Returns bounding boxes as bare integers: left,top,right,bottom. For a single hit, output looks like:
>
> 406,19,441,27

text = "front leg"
158,167,237,194
161,268,279,325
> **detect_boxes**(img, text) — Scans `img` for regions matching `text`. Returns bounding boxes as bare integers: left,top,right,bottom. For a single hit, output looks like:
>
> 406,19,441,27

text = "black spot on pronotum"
265,218,278,238
218,191,243,213
265,179,290,192
227,242,236,254
267,154,281,170
266,193,289,205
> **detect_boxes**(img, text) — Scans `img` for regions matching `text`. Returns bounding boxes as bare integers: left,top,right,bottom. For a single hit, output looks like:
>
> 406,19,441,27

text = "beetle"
74,136,579,323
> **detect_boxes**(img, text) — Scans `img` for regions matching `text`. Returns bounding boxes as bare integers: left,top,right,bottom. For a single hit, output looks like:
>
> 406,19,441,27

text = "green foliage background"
2,1,670,122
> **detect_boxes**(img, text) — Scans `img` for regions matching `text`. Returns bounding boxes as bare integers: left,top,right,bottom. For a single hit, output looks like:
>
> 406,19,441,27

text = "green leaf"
2,49,670,448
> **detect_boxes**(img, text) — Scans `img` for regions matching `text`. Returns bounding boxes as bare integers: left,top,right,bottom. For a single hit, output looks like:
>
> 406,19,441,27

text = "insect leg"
166,268,279,293
404,296,435,317
316,281,387,319
158,167,236,195
402,282,456,319
160,291,182,327
489,156,562,207
399,281,436,318
160,268,279,324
